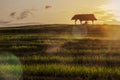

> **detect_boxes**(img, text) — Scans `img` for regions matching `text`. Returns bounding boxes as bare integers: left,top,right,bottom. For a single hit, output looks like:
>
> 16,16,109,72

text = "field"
0,24,120,80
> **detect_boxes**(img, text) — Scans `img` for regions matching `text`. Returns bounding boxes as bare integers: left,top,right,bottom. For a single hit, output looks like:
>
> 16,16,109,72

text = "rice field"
0,24,120,80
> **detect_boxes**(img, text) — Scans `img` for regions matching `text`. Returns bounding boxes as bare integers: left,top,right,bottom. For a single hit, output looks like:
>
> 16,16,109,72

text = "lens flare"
0,52,22,80
72,25,88,39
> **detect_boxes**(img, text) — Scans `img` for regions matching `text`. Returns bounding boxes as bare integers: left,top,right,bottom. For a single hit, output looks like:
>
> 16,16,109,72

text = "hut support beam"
75,20,77,25
80,20,82,24
92,20,94,24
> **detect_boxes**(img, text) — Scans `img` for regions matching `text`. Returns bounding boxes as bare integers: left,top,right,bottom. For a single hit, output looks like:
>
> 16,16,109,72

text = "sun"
101,0,120,21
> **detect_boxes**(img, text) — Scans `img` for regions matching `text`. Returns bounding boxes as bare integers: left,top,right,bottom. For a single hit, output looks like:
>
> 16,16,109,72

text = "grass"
1,64,119,80
0,24,120,80
23,64,120,78
1,55,120,67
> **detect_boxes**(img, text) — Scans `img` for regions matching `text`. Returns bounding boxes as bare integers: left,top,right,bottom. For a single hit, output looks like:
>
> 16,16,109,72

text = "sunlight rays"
101,0,120,21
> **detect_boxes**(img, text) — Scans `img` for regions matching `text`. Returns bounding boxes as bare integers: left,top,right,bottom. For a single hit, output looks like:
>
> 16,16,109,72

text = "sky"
0,0,120,26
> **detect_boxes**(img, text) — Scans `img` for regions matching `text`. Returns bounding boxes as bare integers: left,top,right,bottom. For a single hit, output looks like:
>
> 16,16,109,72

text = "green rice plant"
23,64,120,80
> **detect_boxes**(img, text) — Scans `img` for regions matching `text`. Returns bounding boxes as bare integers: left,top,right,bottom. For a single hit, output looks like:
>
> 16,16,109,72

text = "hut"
71,14,97,24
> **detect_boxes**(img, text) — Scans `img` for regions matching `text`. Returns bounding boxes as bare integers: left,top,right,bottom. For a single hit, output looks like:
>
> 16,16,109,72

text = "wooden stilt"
92,20,94,24
75,20,77,25
80,20,82,24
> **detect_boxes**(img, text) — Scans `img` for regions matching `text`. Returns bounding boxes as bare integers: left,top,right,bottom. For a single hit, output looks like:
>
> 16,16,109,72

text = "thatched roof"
71,14,97,21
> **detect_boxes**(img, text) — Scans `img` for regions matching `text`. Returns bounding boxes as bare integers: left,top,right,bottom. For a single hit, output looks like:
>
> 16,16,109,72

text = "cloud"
92,9,117,22
10,9,36,20
17,10,32,20
93,10,107,15
111,19,120,22
45,5,52,9
93,10,112,15
0,20,11,24
100,13,115,21
10,12,16,18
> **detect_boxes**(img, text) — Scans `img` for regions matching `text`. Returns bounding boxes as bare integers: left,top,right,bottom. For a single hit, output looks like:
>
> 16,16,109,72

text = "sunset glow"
101,0,120,21
0,0,120,26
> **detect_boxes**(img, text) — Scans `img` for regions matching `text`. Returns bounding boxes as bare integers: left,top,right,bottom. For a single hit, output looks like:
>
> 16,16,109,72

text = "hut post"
92,20,94,24
80,20,82,24
75,20,77,25
85,21,88,24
